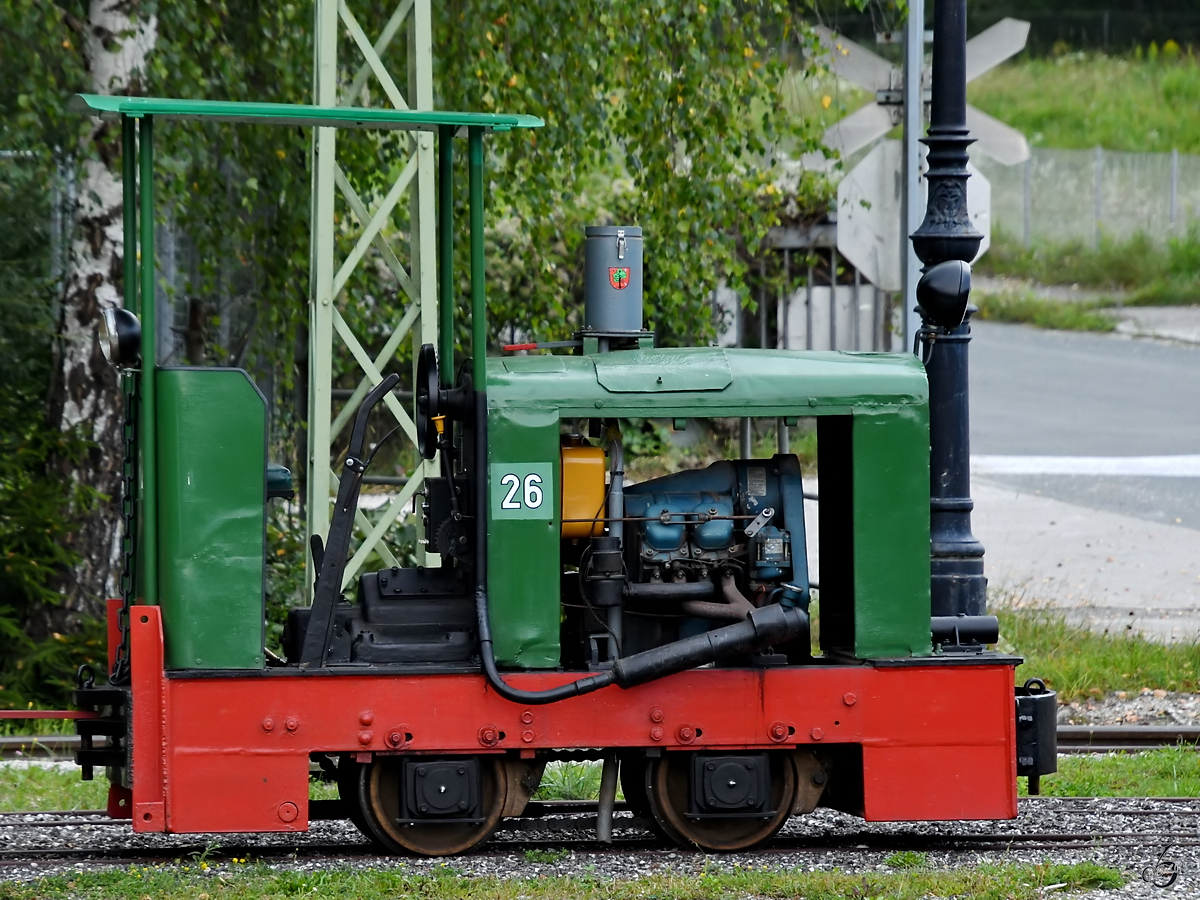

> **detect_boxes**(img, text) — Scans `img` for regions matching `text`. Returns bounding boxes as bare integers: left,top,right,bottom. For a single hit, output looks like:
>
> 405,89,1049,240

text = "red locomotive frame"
117,605,1017,834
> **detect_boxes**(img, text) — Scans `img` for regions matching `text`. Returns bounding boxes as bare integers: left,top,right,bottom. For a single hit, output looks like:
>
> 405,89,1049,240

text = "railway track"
1,828,1196,867
4,726,1200,761
1,798,1198,867
2,728,1197,866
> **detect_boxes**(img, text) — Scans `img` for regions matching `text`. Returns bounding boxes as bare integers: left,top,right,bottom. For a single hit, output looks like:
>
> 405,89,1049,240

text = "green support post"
138,115,157,605
120,114,139,598
438,125,454,386
469,127,486,387
122,116,137,316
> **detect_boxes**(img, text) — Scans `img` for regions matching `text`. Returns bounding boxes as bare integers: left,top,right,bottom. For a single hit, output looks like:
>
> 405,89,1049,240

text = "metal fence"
974,146,1200,247
713,223,905,353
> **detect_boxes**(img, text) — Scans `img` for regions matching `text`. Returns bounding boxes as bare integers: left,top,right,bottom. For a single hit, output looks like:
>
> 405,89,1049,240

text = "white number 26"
500,473,543,510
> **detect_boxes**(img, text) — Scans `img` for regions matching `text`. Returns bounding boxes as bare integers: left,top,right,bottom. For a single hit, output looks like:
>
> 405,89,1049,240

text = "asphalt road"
969,321,1200,531
970,320,1200,457
966,321,1200,639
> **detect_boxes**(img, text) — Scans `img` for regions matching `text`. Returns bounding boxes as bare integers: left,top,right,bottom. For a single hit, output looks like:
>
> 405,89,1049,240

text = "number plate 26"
490,463,554,520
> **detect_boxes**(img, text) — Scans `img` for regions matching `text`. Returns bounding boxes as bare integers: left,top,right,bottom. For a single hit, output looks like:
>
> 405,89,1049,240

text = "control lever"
309,535,325,580
743,507,776,539
297,373,400,667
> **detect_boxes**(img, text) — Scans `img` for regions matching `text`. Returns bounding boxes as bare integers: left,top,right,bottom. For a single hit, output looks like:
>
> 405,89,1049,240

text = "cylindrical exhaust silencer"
584,225,643,332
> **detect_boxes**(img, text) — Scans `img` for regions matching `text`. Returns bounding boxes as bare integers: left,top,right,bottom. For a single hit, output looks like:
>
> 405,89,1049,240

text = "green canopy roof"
68,94,543,132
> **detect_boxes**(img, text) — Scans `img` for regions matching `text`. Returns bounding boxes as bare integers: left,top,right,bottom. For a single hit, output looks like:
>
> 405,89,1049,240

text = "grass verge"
1022,746,1200,798
977,229,1200,305
624,418,817,483
998,602,1200,701
967,53,1200,155
1127,278,1200,307
0,861,1124,900
0,717,76,737
531,761,605,801
974,292,1116,332
0,762,107,812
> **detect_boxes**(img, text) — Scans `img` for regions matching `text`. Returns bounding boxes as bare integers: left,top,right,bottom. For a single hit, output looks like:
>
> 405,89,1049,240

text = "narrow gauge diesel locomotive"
69,93,1054,857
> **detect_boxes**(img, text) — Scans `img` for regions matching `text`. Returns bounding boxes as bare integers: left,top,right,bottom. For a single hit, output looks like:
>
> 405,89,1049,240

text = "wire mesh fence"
975,146,1200,246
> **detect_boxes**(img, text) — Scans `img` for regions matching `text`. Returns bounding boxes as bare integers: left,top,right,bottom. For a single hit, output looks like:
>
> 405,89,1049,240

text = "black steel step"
73,687,128,709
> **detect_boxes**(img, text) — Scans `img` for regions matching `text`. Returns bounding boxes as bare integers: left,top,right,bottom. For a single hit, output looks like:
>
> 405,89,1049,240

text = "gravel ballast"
1,798,1195,897
1059,690,1200,727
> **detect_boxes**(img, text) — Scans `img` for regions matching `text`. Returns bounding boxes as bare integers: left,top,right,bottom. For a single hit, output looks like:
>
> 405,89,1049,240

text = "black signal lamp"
99,306,142,368
916,259,972,332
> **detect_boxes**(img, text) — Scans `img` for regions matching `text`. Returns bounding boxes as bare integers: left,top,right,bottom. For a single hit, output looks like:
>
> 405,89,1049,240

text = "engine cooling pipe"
681,571,757,621
477,592,808,704
625,581,716,600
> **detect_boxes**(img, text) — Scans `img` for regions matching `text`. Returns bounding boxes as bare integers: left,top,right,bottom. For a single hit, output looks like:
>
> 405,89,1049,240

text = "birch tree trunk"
44,0,157,627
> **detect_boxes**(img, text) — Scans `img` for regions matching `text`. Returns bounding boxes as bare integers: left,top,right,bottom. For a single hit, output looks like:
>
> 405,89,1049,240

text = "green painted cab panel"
486,407,562,668
157,368,266,669
852,408,932,657
593,348,732,392
489,348,927,416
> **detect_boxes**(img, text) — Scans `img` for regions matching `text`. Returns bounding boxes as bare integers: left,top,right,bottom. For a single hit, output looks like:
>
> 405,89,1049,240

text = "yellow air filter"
561,444,606,538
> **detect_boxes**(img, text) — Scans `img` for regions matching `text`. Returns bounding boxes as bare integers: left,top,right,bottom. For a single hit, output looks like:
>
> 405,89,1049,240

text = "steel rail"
5,797,1200,829
2,827,1198,868
1057,725,1200,753
0,735,91,759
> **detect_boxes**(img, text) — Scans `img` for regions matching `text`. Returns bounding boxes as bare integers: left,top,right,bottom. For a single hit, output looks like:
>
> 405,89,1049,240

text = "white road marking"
971,455,1200,477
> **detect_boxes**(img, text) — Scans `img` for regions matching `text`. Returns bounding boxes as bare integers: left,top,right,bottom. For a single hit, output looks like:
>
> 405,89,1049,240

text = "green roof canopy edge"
68,94,544,133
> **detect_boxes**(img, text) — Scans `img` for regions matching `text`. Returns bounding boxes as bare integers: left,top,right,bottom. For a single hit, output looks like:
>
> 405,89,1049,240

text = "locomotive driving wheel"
355,755,507,856
644,751,796,851
336,756,378,844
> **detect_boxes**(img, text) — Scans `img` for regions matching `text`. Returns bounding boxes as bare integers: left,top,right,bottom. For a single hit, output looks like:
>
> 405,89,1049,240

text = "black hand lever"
296,373,400,667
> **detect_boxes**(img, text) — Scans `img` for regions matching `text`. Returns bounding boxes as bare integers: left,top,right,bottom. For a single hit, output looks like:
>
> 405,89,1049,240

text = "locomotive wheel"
619,752,653,818
356,755,507,856
645,752,796,852
336,756,380,845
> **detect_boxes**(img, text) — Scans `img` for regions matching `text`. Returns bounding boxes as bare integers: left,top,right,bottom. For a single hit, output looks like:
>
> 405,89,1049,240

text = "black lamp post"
910,0,987,619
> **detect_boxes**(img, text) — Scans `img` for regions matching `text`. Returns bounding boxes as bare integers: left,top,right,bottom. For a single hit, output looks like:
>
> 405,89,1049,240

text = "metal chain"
110,373,138,685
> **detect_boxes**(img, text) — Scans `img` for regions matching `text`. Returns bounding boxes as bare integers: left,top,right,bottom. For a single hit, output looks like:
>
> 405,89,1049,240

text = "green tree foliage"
0,0,843,702
0,1,90,153
436,0,826,346
0,156,104,707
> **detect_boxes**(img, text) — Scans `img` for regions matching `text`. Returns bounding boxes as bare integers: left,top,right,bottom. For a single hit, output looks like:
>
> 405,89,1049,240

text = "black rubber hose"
612,604,808,689
476,590,616,704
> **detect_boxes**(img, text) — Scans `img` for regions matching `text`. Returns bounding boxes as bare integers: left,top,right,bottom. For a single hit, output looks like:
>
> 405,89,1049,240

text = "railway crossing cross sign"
813,17,1031,166
808,18,1029,292
836,140,990,292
